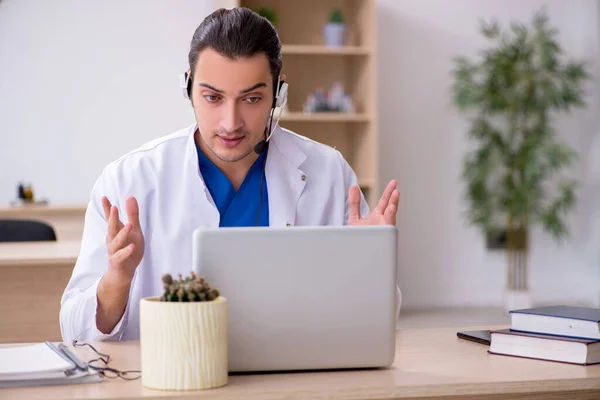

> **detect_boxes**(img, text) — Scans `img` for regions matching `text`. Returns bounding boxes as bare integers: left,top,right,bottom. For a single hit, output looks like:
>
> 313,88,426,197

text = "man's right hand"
96,196,145,334
101,196,145,285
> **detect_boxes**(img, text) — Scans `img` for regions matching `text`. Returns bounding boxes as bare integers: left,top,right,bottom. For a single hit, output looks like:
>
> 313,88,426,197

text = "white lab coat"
60,122,402,341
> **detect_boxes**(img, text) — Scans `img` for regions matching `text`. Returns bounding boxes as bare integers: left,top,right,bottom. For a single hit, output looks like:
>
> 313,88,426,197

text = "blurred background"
0,0,599,342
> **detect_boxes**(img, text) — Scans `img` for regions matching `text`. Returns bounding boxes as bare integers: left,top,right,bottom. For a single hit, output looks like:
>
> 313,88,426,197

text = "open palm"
348,180,399,226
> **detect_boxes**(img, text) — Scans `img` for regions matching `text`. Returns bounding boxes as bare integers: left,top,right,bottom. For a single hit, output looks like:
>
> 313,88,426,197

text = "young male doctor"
60,7,401,342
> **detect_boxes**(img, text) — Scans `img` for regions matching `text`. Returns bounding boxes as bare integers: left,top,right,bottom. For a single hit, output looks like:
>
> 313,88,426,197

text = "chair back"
0,219,57,242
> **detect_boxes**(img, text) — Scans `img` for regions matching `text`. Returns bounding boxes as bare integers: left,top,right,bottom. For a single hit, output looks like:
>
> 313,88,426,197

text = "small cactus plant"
160,272,220,302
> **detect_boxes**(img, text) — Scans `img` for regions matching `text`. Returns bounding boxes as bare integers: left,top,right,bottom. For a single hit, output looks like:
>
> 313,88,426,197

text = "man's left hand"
348,179,399,226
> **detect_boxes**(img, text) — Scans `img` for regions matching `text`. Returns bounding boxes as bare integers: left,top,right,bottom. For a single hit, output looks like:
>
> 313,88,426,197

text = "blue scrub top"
196,142,269,227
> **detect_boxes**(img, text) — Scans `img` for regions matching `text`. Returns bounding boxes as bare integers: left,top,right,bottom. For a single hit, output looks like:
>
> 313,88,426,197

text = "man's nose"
220,102,244,133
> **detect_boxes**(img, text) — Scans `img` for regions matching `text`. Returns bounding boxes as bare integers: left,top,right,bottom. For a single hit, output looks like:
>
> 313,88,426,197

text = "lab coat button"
301,174,307,181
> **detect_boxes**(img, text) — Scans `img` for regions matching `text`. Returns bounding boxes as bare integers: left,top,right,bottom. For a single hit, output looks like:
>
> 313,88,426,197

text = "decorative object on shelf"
18,183,26,200
10,182,49,207
19,182,34,202
254,6,277,27
303,82,354,113
451,9,590,311
323,8,346,47
140,272,228,391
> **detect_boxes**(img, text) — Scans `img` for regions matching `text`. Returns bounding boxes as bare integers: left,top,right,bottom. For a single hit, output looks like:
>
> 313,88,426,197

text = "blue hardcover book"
510,305,600,340
489,329,600,365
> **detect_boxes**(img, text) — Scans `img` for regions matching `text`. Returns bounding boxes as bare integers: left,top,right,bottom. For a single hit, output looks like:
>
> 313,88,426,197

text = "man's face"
191,48,274,163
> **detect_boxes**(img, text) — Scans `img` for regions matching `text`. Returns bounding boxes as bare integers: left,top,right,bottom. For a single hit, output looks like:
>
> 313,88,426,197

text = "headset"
180,70,289,225
179,71,288,154
254,76,287,154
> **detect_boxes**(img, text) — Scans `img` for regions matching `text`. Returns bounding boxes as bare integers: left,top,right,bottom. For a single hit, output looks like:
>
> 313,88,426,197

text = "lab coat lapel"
186,125,220,229
266,127,307,227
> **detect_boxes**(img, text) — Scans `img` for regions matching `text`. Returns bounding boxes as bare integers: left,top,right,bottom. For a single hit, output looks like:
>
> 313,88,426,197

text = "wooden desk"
0,241,80,343
3,325,600,399
0,204,87,241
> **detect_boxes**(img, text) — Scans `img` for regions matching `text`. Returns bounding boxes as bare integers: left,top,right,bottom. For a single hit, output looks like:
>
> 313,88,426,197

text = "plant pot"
504,289,532,312
139,296,228,391
324,23,346,47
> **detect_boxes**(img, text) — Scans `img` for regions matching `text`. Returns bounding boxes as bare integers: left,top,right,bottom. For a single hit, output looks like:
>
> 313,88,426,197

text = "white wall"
0,0,231,204
377,0,600,309
2,0,599,309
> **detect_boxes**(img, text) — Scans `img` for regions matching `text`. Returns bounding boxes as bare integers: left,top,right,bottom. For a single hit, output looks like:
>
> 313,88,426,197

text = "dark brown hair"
188,7,282,96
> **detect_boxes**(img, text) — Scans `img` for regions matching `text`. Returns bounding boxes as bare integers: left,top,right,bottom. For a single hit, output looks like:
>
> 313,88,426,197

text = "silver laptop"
192,225,398,372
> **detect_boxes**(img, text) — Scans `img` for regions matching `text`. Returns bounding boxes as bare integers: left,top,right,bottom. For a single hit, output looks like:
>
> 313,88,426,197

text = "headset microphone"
254,77,288,154
254,139,268,154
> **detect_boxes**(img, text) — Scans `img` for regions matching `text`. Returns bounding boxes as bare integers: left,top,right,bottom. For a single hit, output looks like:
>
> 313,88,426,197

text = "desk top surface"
0,240,80,266
0,203,87,217
2,325,600,399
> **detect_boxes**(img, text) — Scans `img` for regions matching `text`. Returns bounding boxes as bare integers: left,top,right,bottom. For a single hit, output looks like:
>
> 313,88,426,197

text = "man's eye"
245,97,261,104
204,95,221,103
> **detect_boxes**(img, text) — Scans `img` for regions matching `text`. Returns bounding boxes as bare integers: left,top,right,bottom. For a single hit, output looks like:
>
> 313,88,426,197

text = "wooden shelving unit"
282,44,371,55
280,112,371,122
234,0,379,206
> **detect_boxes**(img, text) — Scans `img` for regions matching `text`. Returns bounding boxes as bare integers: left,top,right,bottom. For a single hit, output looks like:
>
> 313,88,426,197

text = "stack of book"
489,305,600,365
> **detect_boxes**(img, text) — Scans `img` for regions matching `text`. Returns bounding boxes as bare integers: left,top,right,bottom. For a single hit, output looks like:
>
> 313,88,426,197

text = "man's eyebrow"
240,82,267,94
198,82,268,95
198,83,224,93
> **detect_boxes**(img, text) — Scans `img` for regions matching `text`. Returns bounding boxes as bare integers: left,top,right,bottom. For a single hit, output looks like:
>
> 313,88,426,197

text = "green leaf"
563,62,591,81
480,18,500,39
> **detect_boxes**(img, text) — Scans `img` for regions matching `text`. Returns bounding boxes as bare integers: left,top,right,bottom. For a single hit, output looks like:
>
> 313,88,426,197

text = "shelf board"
280,112,371,122
282,45,371,55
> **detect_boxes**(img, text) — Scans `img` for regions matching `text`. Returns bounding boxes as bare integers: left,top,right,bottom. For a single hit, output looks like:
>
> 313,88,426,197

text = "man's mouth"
219,135,244,148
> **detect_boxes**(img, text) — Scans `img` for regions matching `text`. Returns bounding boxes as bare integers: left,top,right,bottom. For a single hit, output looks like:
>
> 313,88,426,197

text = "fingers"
375,180,397,215
348,186,362,224
107,205,121,241
384,189,400,225
103,196,122,241
108,223,132,255
101,196,112,220
125,197,141,229
104,196,140,244
111,243,136,266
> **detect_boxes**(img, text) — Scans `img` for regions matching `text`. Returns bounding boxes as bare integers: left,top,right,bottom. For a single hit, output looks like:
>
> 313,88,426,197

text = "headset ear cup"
180,71,192,100
274,81,288,109
186,72,192,99
272,79,280,109
277,82,288,108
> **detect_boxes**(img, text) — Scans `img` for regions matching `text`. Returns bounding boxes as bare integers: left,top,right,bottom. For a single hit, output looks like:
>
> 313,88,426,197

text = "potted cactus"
324,8,346,47
140,272,228,391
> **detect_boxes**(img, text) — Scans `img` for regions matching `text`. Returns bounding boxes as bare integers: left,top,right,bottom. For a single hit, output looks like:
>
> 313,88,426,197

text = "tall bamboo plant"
451,9,590,293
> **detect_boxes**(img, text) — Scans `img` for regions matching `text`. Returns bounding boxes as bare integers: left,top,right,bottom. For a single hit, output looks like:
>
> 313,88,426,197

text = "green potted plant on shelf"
451,9,591,310
255,6,277,27
324,8,346,47
140,272,228,390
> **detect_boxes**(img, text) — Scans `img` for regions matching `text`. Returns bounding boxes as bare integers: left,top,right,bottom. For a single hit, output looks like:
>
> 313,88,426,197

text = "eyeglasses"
72,340,141,381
